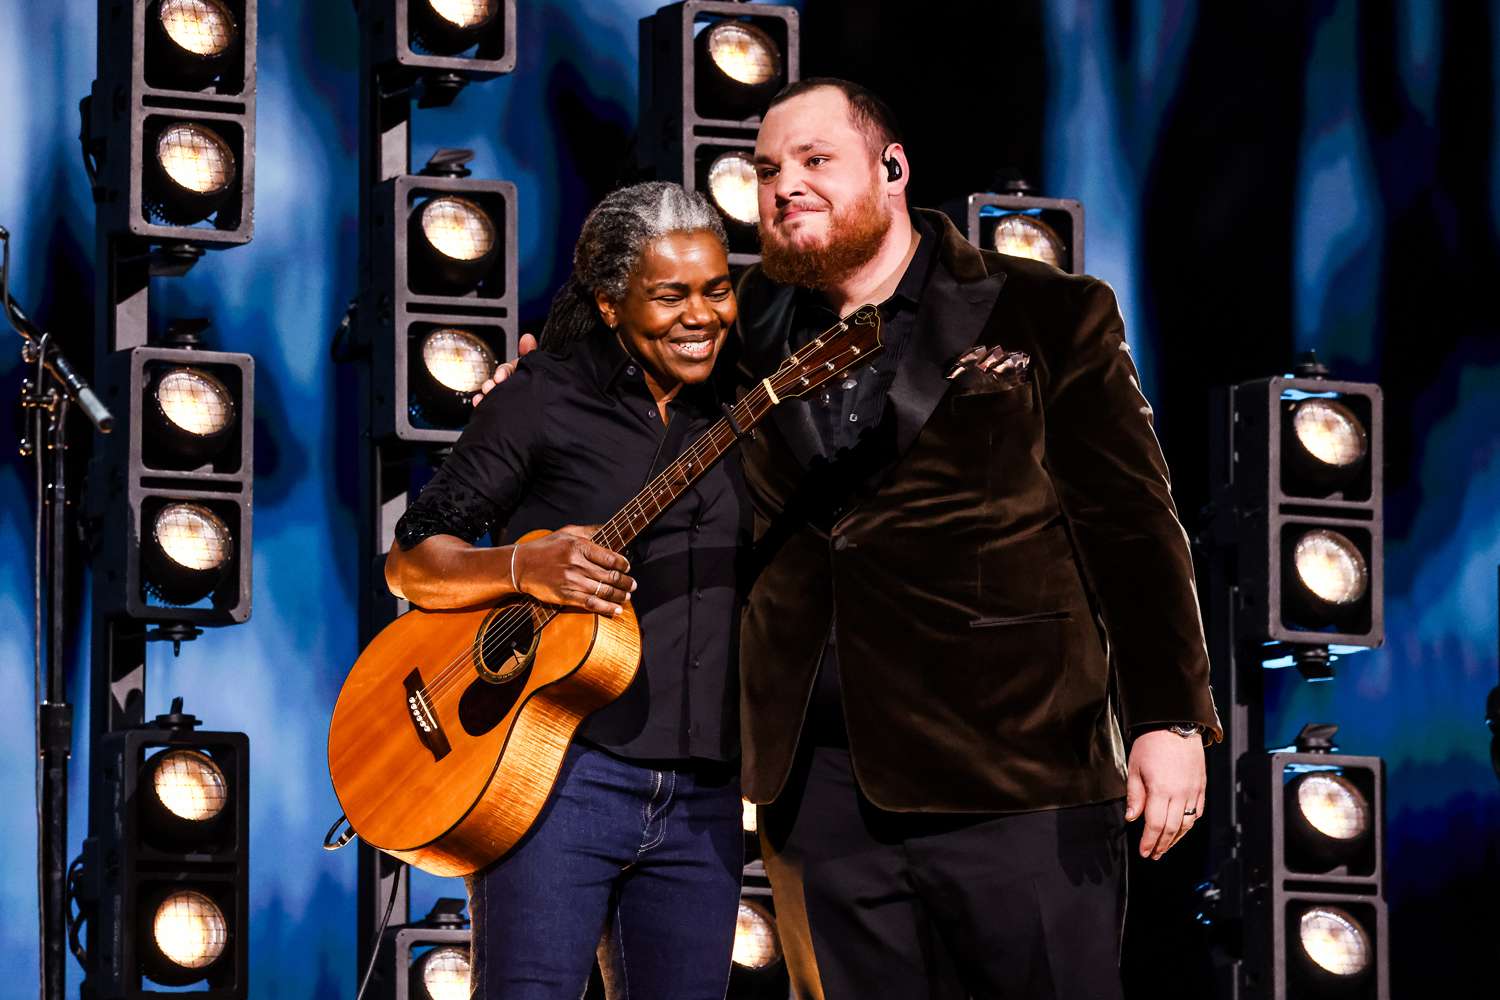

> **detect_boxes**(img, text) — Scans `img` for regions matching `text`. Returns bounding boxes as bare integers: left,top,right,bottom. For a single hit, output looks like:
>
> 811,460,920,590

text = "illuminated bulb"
990,214,1064,268
419,946,472,1000
742,798,757,834
708,151,759,226
157,0,235,57
1298,907,1370,977
156,123,236,196
428,0,495,30
706,22,780,86
732,901,780,969
157,368,234,437
155,503,233,573
422,329,496,394
1295,773,1368,841
151,749,228,822
153,890,228,971
420,196,495,262
1293,399,1367,468
1292,530,1368,606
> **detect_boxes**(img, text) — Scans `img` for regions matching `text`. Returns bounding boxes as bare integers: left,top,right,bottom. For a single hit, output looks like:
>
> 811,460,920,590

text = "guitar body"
327,529,641,877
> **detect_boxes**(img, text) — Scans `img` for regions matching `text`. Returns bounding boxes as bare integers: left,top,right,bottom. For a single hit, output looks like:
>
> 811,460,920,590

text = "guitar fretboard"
593,385,774,553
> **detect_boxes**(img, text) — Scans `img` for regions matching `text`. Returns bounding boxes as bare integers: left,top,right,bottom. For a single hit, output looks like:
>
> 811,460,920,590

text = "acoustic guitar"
327,306,884,876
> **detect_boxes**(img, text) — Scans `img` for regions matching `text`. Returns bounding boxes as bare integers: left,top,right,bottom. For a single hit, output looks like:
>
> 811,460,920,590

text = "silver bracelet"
510,545,521,593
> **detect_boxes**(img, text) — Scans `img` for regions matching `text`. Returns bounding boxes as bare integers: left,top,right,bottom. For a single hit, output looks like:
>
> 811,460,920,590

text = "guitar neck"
594,385,774,553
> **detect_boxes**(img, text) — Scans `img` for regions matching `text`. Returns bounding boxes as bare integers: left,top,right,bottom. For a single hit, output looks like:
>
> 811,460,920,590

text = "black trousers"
760,745,1127,1000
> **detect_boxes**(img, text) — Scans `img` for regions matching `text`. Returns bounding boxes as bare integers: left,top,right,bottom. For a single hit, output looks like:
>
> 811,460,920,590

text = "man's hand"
1124,729,1206,860
512,524,635,616
472,332,538,406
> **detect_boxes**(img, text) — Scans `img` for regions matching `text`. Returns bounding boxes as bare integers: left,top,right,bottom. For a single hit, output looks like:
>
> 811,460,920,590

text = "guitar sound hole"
474,601,538,686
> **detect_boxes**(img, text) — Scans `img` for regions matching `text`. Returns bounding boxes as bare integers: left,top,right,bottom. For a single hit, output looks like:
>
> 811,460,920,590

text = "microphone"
1,225,114,433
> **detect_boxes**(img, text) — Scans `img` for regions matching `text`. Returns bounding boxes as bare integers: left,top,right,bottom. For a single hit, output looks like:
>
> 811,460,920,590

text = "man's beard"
758,184,892,289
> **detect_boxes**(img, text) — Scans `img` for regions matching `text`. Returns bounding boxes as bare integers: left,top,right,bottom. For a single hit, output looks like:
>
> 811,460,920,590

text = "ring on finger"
593,579,604,598
1183,807,1198,816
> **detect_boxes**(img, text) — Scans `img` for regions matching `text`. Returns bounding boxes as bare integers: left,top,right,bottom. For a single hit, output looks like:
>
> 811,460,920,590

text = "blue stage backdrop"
1,1,1495,996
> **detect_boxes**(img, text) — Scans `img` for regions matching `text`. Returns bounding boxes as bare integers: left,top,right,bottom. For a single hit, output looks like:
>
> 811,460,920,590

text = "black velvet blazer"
735,209,1222,813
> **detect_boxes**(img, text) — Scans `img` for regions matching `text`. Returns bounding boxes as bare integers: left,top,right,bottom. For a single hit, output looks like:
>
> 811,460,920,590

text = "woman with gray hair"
385,182,746,999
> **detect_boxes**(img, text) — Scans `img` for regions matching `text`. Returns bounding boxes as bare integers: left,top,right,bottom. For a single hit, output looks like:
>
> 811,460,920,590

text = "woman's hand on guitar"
472,332,538,406
512,525,635,615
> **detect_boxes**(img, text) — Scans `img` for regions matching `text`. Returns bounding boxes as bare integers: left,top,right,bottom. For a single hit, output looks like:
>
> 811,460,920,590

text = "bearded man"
736,78,1222,999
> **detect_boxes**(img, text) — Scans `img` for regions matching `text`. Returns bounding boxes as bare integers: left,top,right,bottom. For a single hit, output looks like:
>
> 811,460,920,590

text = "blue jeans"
466,743,743,1000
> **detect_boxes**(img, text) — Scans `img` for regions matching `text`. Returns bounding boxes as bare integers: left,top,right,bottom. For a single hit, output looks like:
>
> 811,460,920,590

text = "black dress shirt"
394,328,747,762
787,214,940,746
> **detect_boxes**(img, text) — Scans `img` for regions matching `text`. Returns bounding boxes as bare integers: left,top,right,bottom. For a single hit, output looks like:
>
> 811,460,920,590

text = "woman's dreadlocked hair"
538,181,729,350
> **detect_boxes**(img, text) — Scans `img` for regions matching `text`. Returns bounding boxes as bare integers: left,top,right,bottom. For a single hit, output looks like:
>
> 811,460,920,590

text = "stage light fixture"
149,748,229,822
1290,529,1368,608
965,191,1084,274
145,121,239,225
742,798,757,834
695,20,783,118
989,212,1065,268
415,945,472,1000
414,0,500,56
1214,371,1382,649
1297,905,1371,978
372,172,516,443
147,0,239,89
410,193,498,291
708,151,759,227
732,899,781,969
142,501,234,605
409,326,499,427
144,364,238,469
1284,769,1373,874
149,889,229,977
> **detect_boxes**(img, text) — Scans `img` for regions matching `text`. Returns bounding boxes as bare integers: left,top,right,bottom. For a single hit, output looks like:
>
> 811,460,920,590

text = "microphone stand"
3,226,113,1000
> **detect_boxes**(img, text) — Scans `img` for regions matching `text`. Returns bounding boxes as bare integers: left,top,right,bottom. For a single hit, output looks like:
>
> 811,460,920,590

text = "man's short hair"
765,77,903,158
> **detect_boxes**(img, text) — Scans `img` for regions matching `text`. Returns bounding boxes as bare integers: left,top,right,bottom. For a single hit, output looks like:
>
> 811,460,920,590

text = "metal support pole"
37,389,73,1000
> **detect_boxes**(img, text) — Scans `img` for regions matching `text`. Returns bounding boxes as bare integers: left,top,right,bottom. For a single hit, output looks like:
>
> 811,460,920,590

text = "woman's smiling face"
598,230,736,395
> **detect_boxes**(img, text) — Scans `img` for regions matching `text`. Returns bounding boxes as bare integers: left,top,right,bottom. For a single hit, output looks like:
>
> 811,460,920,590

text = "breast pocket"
948,379,1036,418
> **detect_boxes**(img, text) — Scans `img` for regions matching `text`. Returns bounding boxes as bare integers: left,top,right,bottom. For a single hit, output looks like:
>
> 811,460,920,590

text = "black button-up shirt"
393,329,746,762
787,215,939,745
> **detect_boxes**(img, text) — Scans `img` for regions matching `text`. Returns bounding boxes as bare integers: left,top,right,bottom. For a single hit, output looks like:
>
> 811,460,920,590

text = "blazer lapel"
885,251,1008,460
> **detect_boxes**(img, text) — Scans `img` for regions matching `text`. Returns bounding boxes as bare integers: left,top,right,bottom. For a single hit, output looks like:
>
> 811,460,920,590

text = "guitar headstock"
765,304,884,402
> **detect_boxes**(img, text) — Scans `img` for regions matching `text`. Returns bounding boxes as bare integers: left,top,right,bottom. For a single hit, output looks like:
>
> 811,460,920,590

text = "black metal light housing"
143,363,239,469
143,119,240,225
141,499,236,606
145,0,241,91
407,325,499,428
964,191,1085,274
692,17,786,120
411,0,502,56
138,883,233,987
407,193,501,294
1280,395,1372,499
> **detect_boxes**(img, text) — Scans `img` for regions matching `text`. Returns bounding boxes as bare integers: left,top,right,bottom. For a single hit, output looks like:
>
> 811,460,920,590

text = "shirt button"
692,657,702,670
647,408,656,419
848,413,859,423
626,365,637,376
833,535,849,552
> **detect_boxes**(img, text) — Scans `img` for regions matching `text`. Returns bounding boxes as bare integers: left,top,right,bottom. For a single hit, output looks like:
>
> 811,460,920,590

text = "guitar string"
414,391,765,705
416,334,870,705
412,338,868,706
415,405,755,704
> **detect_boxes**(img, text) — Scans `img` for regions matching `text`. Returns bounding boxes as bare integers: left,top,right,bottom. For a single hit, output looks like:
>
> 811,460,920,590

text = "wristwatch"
1166,722,1205,739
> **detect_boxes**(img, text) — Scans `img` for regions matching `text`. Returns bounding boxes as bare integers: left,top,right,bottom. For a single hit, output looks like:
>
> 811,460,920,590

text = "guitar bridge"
403,668,451,762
